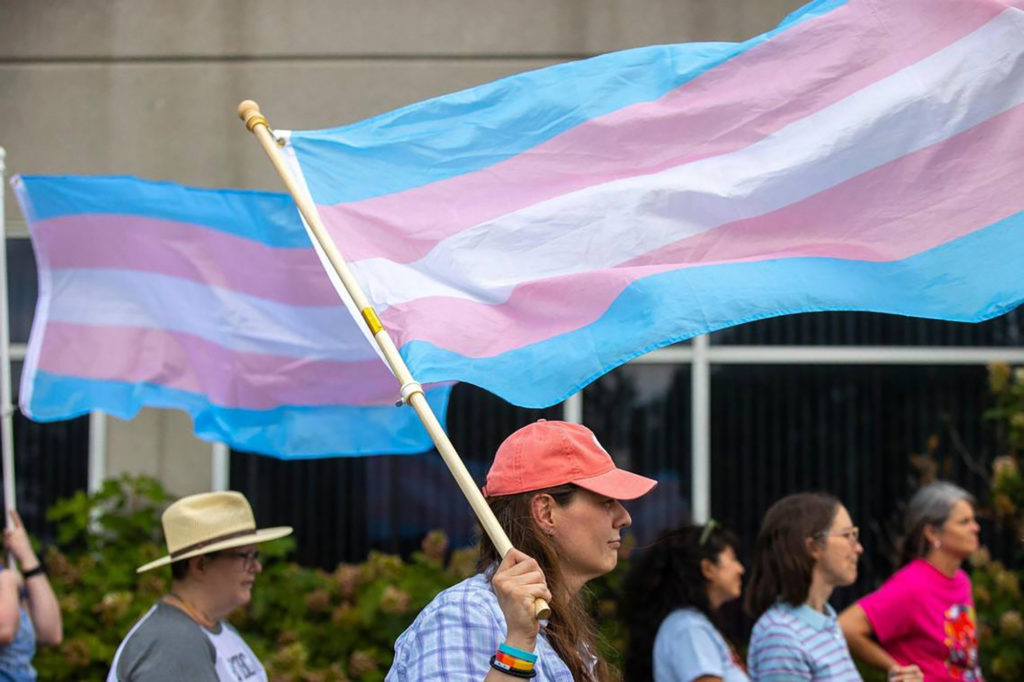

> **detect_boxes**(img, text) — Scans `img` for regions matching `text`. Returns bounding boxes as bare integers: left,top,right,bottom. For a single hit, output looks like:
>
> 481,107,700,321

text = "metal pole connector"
399,381,424,405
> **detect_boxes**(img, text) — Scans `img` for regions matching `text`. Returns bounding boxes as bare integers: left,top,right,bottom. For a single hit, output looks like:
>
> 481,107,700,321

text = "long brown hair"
478,484,617,682
744,492,840,619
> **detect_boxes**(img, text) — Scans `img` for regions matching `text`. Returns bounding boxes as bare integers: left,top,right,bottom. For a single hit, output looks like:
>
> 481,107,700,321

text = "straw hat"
137,491,292,573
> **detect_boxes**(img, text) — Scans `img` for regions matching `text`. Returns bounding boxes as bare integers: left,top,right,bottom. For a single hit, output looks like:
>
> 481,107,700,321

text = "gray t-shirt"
107,601,266,682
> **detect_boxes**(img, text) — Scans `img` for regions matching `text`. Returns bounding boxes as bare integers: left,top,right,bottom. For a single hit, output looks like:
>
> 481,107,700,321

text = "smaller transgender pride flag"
12,175,450,458
282,0,1024,408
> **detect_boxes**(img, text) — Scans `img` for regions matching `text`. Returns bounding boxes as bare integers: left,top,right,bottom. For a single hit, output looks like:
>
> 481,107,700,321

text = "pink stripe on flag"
32,215,339,306
317,0,1004,264
623,103,1024,268
36,322,399,408
380,102,1024,357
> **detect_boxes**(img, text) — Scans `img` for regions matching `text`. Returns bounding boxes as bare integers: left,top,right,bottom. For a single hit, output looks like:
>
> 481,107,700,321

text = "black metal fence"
233,311,1021,594
4,410,90,546
230,386,561,568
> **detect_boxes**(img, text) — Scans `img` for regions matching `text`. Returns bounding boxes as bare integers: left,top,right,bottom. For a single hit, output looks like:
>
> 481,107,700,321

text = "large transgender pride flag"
283,0,1024,408
12,175,450,458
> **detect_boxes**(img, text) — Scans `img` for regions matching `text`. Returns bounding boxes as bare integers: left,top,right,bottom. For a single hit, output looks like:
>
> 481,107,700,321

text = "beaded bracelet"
489,655,537,679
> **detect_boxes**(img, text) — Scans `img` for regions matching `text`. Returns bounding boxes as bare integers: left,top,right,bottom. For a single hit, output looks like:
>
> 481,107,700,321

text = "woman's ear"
531,493,557,537
805,536,823,561
700,557,717,582
188,555,206,578
922,523,940,547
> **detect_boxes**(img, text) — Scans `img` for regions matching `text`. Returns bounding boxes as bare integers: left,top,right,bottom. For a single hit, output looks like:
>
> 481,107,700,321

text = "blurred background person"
622,520,748,682
840,482,981,681
0,509,62,682
108,491,292,682
744,492,899,681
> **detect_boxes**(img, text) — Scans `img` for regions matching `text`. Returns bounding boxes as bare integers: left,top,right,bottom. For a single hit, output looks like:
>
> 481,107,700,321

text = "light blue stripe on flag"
288,0,851,204
399,210,1024,407
17,175,312,248
29,372,451,458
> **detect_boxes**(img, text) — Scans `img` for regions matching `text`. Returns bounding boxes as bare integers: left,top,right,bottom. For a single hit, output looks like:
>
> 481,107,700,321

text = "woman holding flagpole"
386,419,657,682
0,509,63,682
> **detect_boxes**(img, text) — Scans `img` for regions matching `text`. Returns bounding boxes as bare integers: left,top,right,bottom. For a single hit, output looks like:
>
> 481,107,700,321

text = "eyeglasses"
699,519,719,546
816,527,860,545
219,549,261,570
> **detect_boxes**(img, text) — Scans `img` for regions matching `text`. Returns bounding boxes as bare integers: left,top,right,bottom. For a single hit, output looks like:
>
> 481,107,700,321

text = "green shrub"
975,364,1024,681
35,478,477,681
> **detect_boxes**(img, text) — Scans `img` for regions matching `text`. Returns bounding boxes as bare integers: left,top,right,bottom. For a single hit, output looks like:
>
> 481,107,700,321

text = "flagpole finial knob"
237,100,268,132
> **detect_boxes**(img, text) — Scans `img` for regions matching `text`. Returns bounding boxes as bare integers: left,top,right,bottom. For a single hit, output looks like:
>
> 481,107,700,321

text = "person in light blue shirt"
0,510,63,682
744,493,875,682
622,522,749,682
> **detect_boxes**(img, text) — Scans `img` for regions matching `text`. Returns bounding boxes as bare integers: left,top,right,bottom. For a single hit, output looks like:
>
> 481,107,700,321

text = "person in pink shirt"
840,482,983,681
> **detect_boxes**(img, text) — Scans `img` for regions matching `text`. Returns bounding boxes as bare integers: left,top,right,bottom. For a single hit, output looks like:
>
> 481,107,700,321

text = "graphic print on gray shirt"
107,601,266,682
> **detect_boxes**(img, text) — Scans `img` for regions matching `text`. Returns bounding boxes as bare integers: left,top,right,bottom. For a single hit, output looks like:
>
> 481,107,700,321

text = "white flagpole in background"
211,443,229,492
0,147,17,519
88,411,107,494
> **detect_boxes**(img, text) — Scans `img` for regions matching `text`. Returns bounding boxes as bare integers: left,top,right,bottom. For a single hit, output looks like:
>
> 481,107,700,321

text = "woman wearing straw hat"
387,419,658,682
107,491,291,682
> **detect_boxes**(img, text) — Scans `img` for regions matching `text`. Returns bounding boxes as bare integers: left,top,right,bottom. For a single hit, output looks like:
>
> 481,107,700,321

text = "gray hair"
900,481,975,566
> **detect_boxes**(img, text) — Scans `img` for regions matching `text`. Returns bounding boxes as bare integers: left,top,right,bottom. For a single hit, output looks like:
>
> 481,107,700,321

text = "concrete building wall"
0,0,804,495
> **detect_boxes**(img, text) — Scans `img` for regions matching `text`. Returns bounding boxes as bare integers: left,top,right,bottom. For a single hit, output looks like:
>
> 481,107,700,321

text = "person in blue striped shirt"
744,493,869,682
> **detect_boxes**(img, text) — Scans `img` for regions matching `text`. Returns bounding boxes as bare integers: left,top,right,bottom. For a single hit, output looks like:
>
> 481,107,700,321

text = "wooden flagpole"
237,101,550,619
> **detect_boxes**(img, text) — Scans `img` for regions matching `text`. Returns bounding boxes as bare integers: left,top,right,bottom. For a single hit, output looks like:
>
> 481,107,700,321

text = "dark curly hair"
621,523,740,682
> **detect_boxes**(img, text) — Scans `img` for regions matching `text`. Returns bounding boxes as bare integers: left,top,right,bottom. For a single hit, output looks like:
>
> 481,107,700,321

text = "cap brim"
572,468,657,500
136,526,294,573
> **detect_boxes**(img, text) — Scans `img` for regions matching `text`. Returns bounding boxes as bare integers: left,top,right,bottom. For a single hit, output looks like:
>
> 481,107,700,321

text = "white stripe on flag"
45,269,382,362
345,9,1024,309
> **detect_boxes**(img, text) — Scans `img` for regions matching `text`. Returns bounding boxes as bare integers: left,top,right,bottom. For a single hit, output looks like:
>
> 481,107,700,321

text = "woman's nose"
614,502,632,529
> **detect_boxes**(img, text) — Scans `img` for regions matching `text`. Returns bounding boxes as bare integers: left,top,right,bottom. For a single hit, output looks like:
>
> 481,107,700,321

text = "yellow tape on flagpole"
360,307,384,335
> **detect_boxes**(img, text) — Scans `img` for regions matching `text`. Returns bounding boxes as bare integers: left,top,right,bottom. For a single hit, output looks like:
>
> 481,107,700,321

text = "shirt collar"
781,601,837,630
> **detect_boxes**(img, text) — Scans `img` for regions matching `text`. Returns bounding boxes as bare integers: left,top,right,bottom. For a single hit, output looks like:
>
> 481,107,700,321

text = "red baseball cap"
482,420,658,499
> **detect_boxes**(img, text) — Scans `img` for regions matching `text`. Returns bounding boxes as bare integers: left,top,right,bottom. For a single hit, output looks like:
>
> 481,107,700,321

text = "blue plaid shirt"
386,573,576,681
